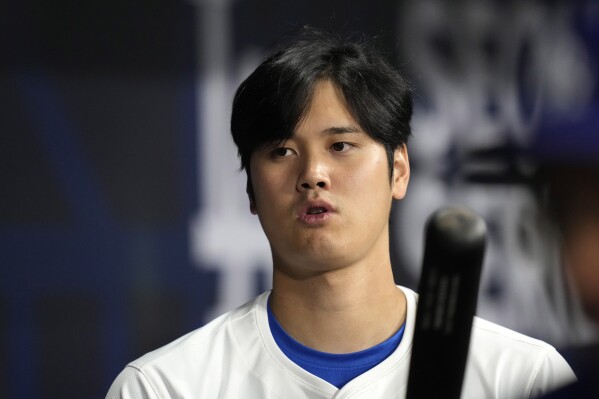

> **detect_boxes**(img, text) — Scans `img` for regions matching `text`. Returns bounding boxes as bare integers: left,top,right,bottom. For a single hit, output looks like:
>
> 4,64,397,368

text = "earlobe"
392,144,410,200
246,178,258,214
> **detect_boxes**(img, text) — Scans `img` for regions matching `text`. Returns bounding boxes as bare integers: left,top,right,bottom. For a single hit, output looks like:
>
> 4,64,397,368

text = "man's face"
249,80,410,277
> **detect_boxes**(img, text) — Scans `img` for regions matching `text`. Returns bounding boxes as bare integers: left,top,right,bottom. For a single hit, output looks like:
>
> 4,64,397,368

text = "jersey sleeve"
529,347,577,398
106,366,160,399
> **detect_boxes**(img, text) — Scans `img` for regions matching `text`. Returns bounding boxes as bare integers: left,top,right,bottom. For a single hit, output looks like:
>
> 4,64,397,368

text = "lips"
298,200,335,224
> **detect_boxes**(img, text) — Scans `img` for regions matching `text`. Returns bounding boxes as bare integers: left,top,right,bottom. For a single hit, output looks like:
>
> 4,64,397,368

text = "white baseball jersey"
106,286,575,398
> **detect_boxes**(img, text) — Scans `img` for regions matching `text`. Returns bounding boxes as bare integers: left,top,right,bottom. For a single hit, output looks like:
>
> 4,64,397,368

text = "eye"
331,142,352,152
270,147,294,158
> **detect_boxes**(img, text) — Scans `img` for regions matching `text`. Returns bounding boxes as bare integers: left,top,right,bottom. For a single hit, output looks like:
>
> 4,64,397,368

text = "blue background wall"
2,1,598,398
0,1,399,397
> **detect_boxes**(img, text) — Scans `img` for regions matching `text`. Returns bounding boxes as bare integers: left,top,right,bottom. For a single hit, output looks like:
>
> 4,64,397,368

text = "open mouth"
299,203,333,224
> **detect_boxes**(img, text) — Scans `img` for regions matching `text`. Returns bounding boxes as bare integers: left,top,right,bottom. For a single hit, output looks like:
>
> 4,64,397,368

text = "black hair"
231,27,413,191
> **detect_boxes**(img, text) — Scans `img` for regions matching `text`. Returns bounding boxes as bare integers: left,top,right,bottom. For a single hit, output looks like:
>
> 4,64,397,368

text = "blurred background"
1,0,598,398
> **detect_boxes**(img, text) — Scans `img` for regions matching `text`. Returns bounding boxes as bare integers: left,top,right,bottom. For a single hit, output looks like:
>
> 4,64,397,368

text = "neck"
269,257,406,354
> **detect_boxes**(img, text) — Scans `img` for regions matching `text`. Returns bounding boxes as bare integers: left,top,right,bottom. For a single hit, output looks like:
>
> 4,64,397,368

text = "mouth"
306,207,328,215
298,201,335,224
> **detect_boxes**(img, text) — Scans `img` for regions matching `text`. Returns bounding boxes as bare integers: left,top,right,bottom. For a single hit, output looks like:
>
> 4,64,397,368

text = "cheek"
343,154,390,194
566,234,599,279
563,225,599,317
337,155,392,218
251,167,290,208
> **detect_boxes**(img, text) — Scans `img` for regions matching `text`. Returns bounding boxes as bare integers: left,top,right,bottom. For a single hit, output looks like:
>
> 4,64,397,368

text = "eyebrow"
321,126,362,135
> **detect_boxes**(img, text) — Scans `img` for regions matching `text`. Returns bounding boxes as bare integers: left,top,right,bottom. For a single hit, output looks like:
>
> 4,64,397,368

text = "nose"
296,154,331,192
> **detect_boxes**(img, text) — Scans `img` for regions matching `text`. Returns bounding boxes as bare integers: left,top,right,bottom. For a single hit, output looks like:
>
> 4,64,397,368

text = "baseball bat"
405,206,487,399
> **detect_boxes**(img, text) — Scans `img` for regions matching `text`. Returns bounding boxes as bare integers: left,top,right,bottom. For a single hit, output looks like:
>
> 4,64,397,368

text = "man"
107,28,575,398
540,166,599,398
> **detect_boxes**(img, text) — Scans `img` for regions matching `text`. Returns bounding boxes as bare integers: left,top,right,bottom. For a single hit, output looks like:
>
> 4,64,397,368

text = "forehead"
295,80,361,135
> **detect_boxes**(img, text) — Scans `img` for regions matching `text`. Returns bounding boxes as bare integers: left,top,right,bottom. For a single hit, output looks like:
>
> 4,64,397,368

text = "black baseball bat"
405,206,487,399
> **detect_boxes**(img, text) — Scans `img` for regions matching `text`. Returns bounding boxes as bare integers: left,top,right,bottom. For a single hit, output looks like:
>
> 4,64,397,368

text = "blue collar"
267,296,405,388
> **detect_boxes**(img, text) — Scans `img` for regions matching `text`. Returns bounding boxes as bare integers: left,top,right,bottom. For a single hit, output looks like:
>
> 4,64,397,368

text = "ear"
246,178,257,214
392,144,410,200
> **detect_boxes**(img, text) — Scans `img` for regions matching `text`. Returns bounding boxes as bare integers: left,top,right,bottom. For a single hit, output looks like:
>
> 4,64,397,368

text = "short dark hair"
231,26,413,179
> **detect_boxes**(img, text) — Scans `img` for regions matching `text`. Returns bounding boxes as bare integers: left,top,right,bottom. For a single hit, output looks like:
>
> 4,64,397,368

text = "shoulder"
106,294,266,398
470,316,570,369
471,316,556,353
398,285,576,398
466,317,576,397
